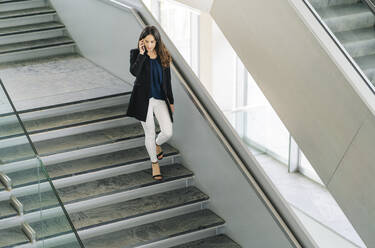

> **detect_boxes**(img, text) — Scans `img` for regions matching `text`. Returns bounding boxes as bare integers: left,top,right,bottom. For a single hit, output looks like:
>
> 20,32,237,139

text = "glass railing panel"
0,78,83,247
306,0,375,89
34,160,81,248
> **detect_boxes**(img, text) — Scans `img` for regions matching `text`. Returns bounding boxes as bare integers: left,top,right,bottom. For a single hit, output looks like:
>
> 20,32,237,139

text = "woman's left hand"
170,104,174,113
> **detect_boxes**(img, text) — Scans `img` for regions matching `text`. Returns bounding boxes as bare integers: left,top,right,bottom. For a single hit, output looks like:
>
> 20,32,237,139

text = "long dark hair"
138,25,172,68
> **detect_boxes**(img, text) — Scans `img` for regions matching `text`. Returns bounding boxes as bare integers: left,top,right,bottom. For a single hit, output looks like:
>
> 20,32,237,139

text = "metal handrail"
362,0,375,14
0,79,84,247
98,0,319,247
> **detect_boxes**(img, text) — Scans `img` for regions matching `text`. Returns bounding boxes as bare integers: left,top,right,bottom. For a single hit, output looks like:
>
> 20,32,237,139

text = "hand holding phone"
139,39,145,55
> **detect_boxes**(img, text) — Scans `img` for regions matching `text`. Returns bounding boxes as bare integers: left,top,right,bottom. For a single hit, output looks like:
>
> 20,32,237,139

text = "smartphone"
141,39,145,51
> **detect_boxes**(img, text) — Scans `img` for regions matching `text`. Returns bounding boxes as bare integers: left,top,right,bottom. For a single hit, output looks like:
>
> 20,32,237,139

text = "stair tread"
0,102,128,139
71,186,208,231
0,7,55,19
0,122,153,164
0,21,64,36
171,234,241,248
0,0,33,3
0,36,74,54
81,209,224,248
18,163,193,213
0,199,17,219
0,225,30,247
29,214,77,240
25,103,128,133
355,53,375,69
31,187,209,240
35,123,148,156
309,0,360,9
0,103,128,139
8,143,179,188
335,27,375,44
0,142,35,164
317,2,372,19
0,114,24,140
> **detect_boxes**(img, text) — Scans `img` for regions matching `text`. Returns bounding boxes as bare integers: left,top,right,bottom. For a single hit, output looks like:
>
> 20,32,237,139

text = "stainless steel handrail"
99,0,318,247
362,0,375,14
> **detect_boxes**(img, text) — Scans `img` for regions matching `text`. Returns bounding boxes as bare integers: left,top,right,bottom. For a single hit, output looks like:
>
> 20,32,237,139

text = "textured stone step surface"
335,27,375,58
355,53,375,83
24,103,128,134
0,7,55,19
0,122,151,164
0,21,64,36
0,142,35,164
26,187,210,242
0,0,28,3
317,3,375,32
29,214,77,240
0,226,30,247
7,143,178,188
70,186,209,231
171,234,241,248
0,103,127,138
309,0,359,9
0,36,74,54
0,114,24,139
34,123,149,156
0,199,17,219
81,209,225,248
17,163,192,213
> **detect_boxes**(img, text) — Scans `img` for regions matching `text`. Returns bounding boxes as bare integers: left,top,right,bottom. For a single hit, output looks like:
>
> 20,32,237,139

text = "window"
143,0,199,75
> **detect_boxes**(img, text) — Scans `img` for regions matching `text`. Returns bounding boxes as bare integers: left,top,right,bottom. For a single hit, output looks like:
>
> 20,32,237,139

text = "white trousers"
141,97,173,163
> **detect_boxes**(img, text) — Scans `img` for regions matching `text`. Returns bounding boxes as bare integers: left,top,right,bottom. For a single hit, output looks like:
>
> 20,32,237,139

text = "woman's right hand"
138,39,145,55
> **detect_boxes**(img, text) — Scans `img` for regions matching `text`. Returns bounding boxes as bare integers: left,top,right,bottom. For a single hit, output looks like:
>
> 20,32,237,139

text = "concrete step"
317,2,375,32
0,0,45,12
171,234,241,248
335,27,375,58
309,0,360,9
0,7,54,20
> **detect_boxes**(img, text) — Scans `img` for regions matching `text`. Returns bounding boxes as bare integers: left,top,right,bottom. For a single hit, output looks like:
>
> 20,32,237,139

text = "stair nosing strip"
134,224,225,248
0,113,127,141
0,26,65,37
0,10,56,20
18,92,130,114
38,132,146,157
0,40,75,54
27,113,128,135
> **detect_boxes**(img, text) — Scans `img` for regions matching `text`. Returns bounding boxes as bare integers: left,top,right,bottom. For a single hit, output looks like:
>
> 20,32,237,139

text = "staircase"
309,0,375,85
0,0,75,63
0,92,240,247
0,1,241,247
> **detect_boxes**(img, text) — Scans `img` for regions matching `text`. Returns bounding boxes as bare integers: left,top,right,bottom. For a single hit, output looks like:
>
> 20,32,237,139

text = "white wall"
210,0,375,247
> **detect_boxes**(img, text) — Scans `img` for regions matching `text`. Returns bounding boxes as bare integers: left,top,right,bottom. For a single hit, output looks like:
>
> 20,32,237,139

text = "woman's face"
144,34,156,52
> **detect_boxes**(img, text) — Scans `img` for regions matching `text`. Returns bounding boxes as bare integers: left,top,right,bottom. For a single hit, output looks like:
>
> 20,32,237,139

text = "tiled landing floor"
250,147,365,248
0,54,132,112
